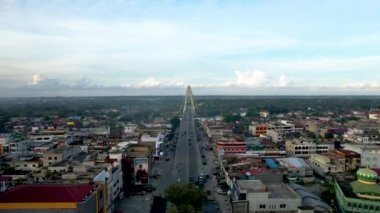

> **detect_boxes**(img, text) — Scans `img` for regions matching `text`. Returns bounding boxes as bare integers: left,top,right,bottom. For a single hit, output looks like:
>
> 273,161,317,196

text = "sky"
1,0,380,96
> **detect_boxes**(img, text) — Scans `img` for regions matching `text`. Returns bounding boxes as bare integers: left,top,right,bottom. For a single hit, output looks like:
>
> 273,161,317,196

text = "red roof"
336,149,360,157
0,184,96,203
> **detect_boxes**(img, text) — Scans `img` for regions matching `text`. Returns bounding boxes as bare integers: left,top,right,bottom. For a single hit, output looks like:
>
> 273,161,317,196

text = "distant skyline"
1,0,380,96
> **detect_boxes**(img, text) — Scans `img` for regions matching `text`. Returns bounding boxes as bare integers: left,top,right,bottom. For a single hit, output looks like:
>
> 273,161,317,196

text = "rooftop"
277,157,311,168
0,184,97,203
236,180,298,199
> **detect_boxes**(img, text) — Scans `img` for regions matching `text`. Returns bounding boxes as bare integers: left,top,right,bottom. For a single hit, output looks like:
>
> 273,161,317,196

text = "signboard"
134,158,149,185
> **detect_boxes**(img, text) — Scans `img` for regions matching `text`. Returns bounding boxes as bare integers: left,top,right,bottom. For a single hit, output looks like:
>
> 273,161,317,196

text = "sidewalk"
200,141,232,213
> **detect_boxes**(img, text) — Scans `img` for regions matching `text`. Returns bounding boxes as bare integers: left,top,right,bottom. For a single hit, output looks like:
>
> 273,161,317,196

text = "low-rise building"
360,145,380,168
309,152,345,176
42,145,81,167
276,158,314,183
0,184,105,213
232,179,302,213
335,149,361,171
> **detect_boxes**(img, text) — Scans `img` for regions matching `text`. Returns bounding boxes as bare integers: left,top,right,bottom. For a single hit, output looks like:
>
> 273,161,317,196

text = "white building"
285,139,335,157
232,179,302,213
93,163,123,213
124,123,138,134
369,111,380,120
360,145,380,168
344,144,380,169
29,135,55,143
9,140,31,154
141,133,165,157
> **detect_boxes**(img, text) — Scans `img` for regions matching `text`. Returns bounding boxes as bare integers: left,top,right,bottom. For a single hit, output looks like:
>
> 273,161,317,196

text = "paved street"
174,100,201,182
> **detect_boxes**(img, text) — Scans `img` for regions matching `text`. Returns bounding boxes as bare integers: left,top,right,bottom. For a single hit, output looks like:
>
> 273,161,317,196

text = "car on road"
216,188,227,195
202,161,207,165
188,142,191,146
143,184,157,192
165,158,170,161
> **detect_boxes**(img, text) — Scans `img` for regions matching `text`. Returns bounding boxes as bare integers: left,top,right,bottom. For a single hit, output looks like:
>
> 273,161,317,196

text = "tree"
324,132,334,139
164,183,206,213
170,116,181,132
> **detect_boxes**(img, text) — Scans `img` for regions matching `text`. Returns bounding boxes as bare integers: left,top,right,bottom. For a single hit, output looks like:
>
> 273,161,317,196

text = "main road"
174,100,202,182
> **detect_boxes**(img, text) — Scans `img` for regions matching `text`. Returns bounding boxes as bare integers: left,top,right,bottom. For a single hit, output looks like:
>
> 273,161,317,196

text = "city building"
360,145,380,168
216,137,246,156
288,183,332,213
249,123,267,137
285,139,335,157
232,179,302,213
309,152,345,176
335,149,361,171
0,184,105,213
335,168,380,213
42,145,81,167
276,158,314,183
368,111,380,120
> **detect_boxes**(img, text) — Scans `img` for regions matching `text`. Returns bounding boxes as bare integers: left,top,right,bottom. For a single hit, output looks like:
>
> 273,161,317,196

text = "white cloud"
234,70,266,87
31,73,43,85
341,81,380,90
124,77,186,89
275,74,290,87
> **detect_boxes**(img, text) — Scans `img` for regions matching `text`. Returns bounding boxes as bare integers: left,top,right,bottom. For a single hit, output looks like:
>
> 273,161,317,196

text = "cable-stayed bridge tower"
182,85,196,114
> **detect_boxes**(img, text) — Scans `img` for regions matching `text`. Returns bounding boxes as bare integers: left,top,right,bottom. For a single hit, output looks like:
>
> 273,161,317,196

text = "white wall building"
285,140,335,157
233,180,301,213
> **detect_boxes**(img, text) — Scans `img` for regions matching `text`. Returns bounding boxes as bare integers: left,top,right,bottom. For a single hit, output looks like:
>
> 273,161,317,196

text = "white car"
216,188,227,195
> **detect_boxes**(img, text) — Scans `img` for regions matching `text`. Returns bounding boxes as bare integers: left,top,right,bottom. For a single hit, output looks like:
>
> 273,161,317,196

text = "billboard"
134,158,149,185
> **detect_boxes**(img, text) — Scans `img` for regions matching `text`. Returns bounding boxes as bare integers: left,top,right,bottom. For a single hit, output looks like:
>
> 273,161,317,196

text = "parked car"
143,184,157,192
216,188,227,195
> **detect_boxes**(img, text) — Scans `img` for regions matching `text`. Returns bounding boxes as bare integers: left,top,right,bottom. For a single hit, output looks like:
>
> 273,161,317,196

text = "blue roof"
265,158,278,169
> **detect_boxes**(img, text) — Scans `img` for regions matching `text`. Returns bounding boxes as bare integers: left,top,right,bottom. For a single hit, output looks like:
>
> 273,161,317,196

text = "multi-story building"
249,123,267,137
11,159,42,171
232,179,302,213
360,145,380,168
309,152,345,176
8,140,31,154
42,145,81,167
94,163,123,213
335,149,361,171
0,184,105,213
216,137,246,156
285,139,335,157
368,111,380,120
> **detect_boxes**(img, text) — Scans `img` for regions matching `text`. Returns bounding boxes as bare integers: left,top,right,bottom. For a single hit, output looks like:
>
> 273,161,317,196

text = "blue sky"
0,0,380,96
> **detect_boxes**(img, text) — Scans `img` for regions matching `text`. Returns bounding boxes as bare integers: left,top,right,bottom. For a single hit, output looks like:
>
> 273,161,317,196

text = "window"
280,204,286,208
352,203,356,208
364,205,368,209
369,206,374,210
358,204,362,208
48,157,52,160
24,165,27,167
347,203,351,207
259,204,266,209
